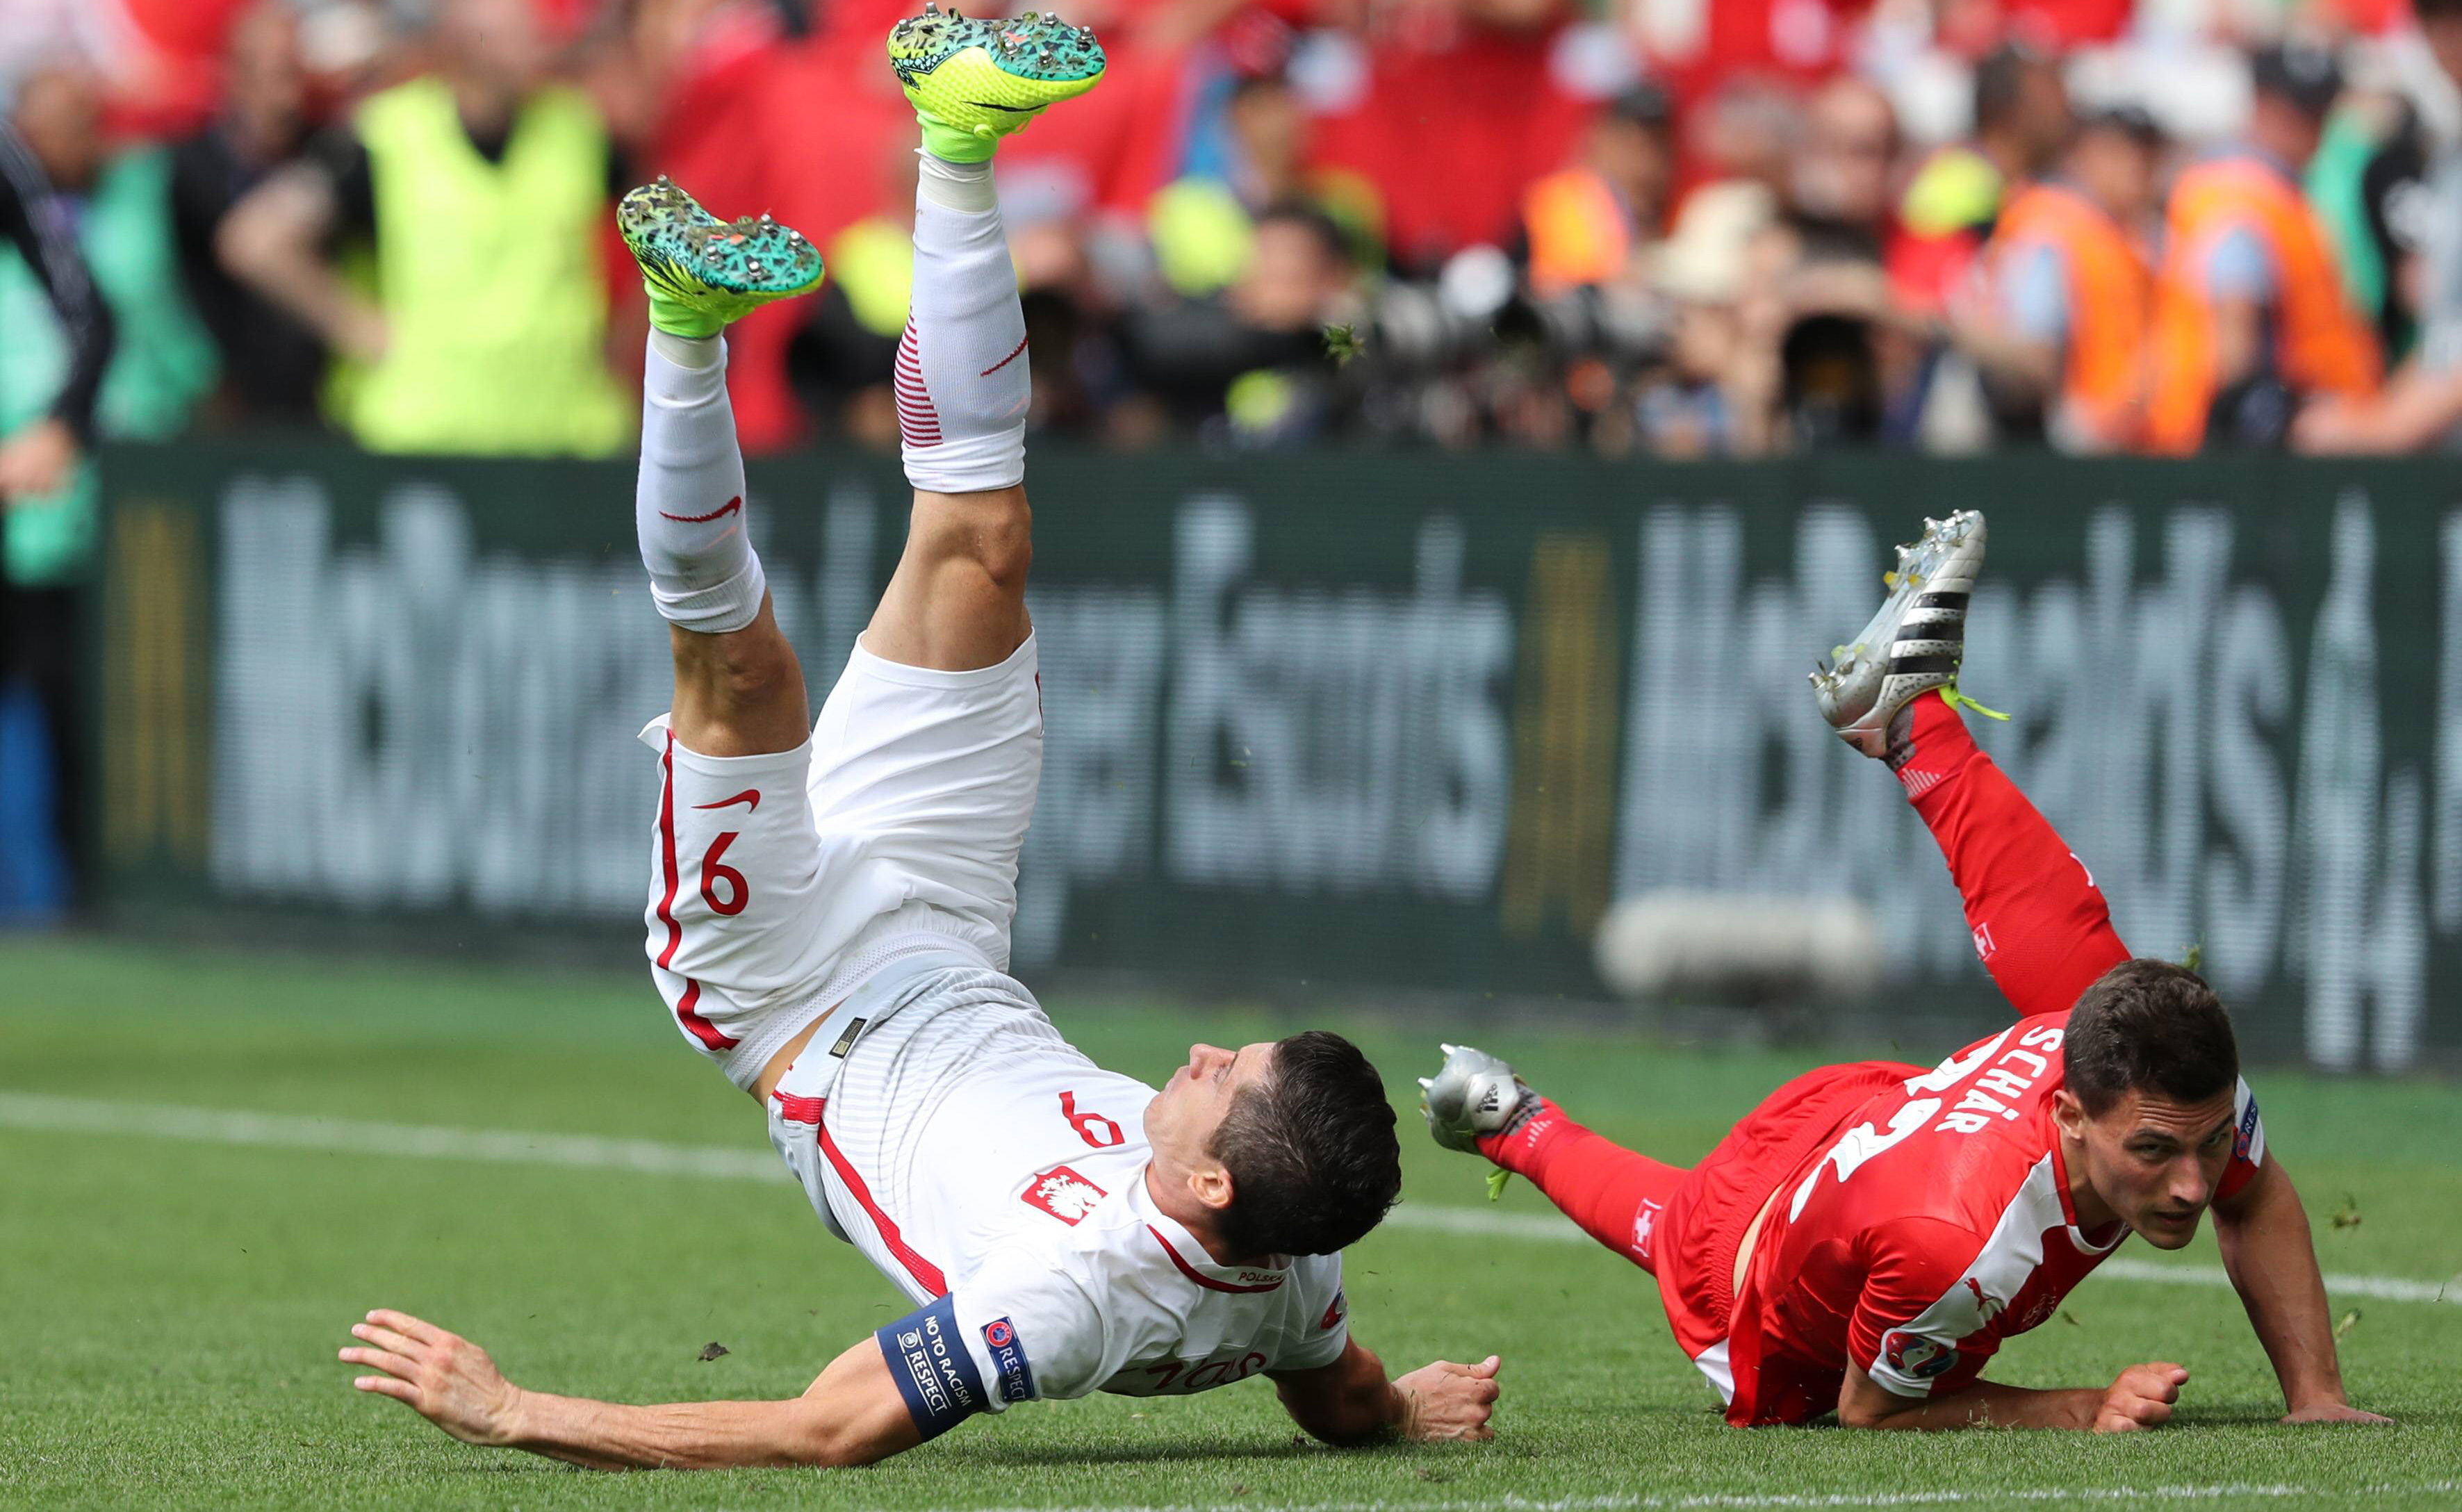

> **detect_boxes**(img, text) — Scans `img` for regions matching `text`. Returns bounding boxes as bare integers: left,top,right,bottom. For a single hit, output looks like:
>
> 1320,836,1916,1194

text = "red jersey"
1716,1012,2265,1425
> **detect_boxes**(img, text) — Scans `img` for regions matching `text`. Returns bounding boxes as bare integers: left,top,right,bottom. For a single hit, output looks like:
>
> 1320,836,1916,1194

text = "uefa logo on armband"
981,1315,1035,1404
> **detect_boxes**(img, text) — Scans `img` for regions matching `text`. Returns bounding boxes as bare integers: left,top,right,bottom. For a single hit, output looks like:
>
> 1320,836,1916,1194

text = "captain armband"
875,1295,990,1440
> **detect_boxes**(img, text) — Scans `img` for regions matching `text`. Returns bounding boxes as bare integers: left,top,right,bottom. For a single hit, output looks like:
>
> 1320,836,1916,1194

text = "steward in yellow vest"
340,76,629,455
217,0,629,457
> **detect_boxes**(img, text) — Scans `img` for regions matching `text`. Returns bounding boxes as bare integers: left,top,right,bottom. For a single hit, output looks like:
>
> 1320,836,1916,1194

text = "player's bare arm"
1837,1358,2187,1432
1271,1340,1502,1445
2212,1158,2391,1424
345,1310,1497,1467
342,1310,921,1468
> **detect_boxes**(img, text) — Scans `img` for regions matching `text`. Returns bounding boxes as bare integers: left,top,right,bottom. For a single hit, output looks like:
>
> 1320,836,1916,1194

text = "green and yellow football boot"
617,176,826,340
887,4,1106,164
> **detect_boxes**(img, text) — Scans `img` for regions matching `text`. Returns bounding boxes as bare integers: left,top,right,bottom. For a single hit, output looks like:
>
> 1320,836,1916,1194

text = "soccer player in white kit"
336,9,1501,1469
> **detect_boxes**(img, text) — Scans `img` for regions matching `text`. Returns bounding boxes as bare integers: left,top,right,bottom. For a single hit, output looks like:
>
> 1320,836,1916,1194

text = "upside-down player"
335,9,1499,1465
1423,511,2390,1431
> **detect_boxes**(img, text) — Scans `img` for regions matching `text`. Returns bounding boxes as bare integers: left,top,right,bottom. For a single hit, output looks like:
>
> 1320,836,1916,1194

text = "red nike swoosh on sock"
660,495,742,523
693,789,762,812
980,336,1029,377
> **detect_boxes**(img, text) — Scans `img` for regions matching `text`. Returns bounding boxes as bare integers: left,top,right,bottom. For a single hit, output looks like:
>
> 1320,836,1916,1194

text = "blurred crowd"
8,0,2462,477
11,0,2462,915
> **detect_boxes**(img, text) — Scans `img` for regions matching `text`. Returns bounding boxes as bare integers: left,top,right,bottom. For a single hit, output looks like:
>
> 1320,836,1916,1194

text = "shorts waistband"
803,945,995,1096
720,935,994,1090
1706,1091,1885,1317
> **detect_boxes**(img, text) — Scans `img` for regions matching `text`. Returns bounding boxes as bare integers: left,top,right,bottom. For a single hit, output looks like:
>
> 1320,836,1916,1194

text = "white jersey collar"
1131,1171,1291,1294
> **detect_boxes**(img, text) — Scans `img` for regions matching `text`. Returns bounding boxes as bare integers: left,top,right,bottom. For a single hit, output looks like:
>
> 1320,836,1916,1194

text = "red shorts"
1652,1060,1916,1422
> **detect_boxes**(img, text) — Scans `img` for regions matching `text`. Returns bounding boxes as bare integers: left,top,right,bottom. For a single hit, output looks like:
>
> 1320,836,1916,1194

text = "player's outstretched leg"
1421,1044,1687,1274
860,6,1104,671
621,177,826,755
1815,511,2131,1018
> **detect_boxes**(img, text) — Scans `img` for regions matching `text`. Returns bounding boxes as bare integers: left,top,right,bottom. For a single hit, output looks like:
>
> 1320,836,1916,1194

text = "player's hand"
340,1308,525,1446
0,418,78,502
2092,1362,2188,1431
2281,1400,2393,1426
1393,1355,1500,1441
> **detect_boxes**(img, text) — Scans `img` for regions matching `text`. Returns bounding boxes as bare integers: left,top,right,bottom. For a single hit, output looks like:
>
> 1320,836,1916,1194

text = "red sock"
1479,1101,1686,1275
1896,693,2133,1019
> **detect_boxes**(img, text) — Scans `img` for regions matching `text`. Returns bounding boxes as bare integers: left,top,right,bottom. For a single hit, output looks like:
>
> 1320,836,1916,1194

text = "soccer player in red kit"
1422,511,2391,1432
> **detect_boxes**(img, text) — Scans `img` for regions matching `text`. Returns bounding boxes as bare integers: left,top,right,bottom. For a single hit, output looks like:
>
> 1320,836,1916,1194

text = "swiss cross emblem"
1632,1198,1662,1260
1971,922,1997,963
1021,1165,1108,1225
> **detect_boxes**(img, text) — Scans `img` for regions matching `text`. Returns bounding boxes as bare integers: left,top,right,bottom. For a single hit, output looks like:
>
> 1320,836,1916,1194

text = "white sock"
637,334,766,633
898,154,1028,493
916,150,996,213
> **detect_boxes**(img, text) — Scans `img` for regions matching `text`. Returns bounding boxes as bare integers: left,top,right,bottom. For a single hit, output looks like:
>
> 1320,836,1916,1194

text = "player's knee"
915,487,1032,593
974,507,1032,594
678,626,795,701
670,621,808,754
711,650,800,710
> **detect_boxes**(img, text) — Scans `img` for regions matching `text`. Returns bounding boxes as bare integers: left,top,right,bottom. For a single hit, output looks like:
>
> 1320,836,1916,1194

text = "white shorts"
762,957,1063,1294
640,633,1044,1088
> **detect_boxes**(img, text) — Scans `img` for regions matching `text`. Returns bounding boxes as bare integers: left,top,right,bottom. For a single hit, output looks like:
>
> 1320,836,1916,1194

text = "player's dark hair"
2065,958,2240,1115
1210,1030,1400,1258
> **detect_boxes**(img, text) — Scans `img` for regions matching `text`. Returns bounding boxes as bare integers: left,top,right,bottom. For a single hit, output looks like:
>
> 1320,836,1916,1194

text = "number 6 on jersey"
1062,1091,1124,1148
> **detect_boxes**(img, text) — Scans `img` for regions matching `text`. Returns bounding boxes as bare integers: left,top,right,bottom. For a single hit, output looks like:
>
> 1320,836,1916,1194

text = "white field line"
1,1092,2454,1309
962,1486,2462,1512
974,1484,2462,1512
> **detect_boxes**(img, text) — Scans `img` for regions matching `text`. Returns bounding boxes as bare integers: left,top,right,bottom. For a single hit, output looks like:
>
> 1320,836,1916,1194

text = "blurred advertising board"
92,442,2456,1069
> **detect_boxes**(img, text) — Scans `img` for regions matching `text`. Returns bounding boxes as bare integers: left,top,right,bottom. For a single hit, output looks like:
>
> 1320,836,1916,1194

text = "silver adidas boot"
1812,510,1988,758
1418,1042,1542,1153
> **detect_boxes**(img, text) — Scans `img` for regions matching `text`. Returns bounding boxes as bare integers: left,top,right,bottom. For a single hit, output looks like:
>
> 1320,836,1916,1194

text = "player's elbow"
778,1418,881,1469
1835,1399,1897,1431
1835,1377,1914,1431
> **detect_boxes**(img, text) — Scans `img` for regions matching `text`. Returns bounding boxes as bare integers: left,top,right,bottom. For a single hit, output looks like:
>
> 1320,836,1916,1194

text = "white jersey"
766,962,1350,1418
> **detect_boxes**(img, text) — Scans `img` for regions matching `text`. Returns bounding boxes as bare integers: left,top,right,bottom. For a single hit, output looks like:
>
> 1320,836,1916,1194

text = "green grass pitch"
2,936,2456,1509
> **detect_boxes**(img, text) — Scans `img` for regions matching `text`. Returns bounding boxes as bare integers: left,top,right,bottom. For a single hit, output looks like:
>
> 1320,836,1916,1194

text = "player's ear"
2050,1088,2088,1140
1188,1156,1235,1213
